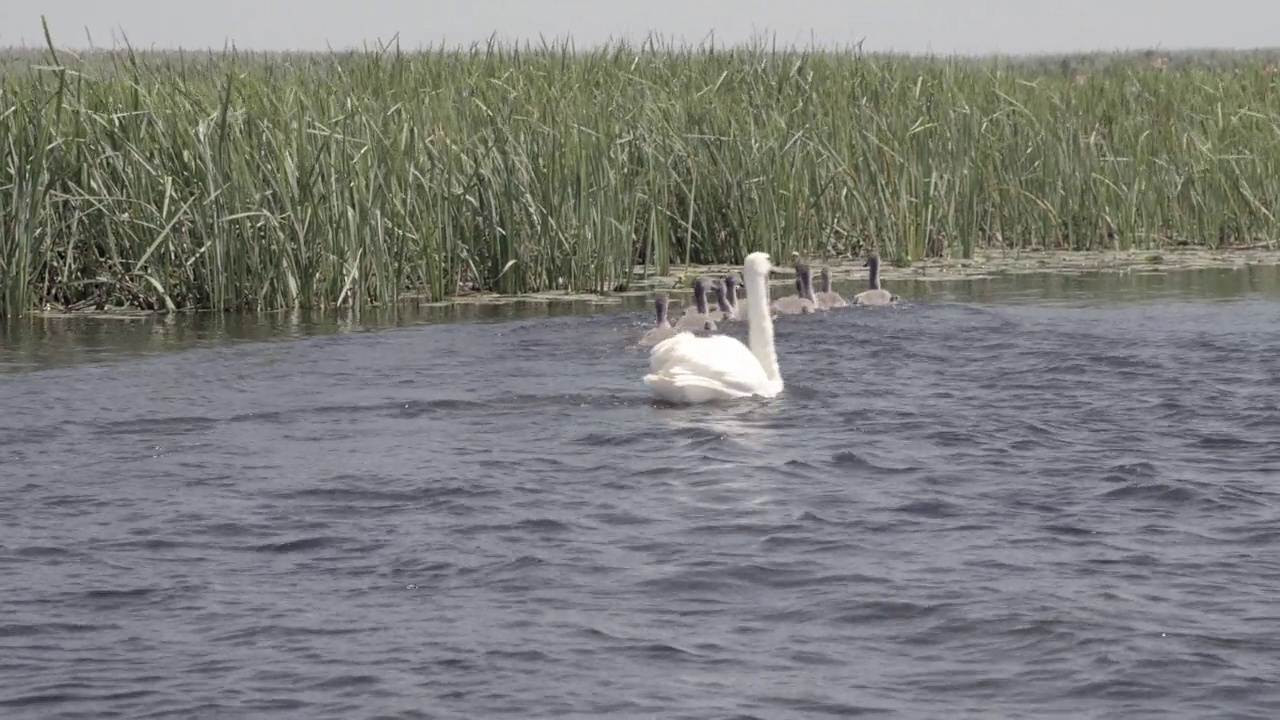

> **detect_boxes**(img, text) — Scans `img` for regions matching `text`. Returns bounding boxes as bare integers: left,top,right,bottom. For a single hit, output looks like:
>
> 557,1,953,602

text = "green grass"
3,26,1280,317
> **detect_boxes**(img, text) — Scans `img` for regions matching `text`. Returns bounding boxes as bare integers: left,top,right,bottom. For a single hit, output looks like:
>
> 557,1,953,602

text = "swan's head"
743,252,772,278
820,266,833,292
864,253,881,271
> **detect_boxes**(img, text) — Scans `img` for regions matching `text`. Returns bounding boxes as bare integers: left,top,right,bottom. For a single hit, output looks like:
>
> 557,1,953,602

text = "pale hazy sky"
1,0,1274,56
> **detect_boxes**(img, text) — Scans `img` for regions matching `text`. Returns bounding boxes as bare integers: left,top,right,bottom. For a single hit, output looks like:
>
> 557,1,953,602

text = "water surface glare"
2,269,1280,719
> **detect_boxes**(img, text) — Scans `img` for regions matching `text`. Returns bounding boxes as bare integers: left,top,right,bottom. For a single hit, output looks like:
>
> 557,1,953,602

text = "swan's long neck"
869,262,881,290
745,270,780,381
821,272,832,293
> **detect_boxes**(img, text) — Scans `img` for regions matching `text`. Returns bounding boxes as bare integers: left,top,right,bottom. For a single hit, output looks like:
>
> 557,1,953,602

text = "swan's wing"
644,371,752,403
647,333,769,396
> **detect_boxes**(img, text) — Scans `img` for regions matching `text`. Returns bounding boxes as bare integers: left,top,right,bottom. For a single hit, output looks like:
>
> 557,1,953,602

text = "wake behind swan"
642,252,783,404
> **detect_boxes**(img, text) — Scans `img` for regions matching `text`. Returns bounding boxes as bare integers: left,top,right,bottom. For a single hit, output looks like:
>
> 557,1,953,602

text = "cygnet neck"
724,275,740,311
693,281,709,314
654,294,669,324
794,261,817,303
714,283,732,312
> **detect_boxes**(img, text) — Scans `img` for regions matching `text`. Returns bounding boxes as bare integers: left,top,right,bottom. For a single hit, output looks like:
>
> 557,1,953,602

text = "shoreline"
409,245,1280,306
7,44,1280,319
22,246,1280,317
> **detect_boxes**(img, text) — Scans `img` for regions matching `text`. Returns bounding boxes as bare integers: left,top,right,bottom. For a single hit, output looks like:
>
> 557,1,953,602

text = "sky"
1,0,1275,56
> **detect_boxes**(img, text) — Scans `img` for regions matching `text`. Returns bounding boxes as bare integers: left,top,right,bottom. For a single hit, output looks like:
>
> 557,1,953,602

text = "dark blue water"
2,269,1280,719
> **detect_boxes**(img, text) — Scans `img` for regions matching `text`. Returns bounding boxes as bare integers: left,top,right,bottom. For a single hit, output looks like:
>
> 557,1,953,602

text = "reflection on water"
894,262,1280,306
4,265,1279,374
0,296,617,374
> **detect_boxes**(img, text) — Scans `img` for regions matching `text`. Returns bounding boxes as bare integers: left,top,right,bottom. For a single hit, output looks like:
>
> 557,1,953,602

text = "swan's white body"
643,252,783,404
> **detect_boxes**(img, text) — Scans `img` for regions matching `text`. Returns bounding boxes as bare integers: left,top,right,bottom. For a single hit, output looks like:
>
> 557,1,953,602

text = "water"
2,267,1280,719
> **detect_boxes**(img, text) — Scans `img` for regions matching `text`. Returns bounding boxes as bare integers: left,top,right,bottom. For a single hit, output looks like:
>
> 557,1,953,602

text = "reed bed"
3,31,1280,316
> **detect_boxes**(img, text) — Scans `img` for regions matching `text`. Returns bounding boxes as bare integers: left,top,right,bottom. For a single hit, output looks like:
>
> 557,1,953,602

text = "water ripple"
1,295,1280,718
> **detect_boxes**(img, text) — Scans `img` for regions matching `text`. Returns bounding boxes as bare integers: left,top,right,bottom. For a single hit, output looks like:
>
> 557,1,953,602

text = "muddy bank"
28,245,1280,317
434,245,1280,308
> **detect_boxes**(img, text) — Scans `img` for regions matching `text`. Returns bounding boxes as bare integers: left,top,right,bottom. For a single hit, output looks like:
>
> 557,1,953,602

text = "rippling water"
3,268,1280,719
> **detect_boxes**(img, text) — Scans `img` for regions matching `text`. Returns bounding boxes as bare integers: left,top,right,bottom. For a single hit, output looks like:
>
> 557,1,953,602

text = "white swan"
643,252,783,404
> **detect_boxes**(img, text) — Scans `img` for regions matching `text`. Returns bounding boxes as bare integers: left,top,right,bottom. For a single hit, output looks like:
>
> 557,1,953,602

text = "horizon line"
5,19,1280,60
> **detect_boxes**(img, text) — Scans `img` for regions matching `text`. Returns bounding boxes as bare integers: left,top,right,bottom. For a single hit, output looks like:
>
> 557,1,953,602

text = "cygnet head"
723,273,741,304
795,261,817,302
692,276,712,313
713,280,732,312
820,267,833,293
653,291,670,324
864,254,882,288
724,273,741,292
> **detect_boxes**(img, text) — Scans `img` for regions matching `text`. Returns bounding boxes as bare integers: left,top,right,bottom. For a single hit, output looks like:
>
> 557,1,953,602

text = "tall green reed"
3,33,1280,317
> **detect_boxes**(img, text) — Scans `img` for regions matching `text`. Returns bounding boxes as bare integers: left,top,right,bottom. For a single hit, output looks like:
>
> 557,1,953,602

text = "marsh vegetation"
3,27,1279,316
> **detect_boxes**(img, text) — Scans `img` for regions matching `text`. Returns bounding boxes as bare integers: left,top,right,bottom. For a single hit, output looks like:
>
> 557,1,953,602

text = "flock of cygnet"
637,251,898,405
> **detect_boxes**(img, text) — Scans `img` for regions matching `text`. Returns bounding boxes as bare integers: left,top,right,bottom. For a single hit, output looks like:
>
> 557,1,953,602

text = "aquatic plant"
4,26,1280,316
